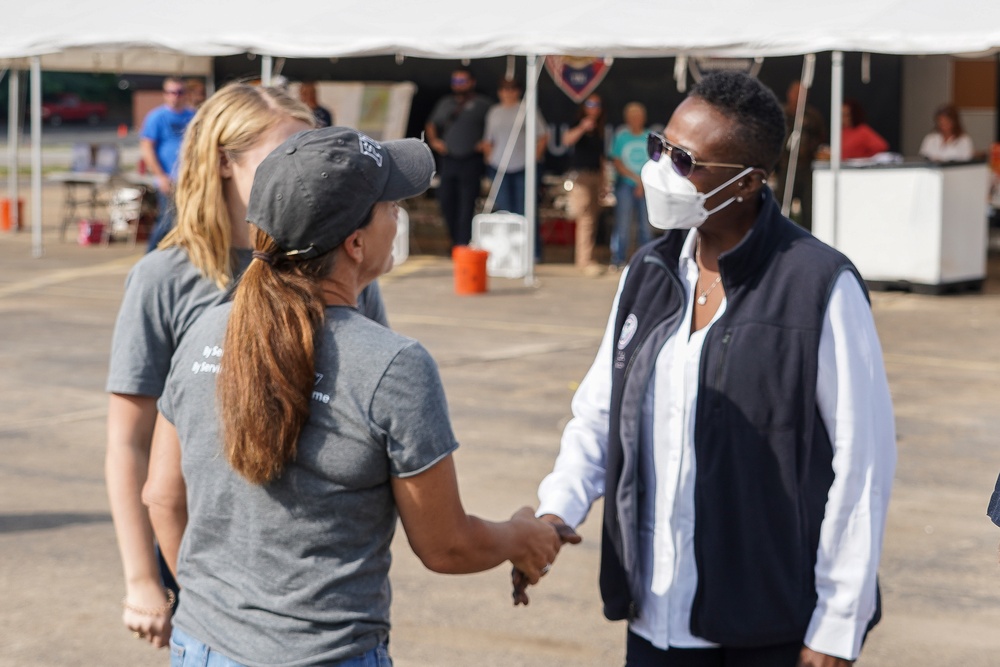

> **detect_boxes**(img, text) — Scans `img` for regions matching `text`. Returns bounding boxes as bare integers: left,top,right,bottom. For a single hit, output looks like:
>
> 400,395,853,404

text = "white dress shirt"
918,132,975,162
537,229,896,660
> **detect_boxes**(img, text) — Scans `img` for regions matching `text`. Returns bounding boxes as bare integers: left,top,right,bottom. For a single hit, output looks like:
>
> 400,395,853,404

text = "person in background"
143,127,573,666
562,93,607,277
107,84,390,650
841,99,889,160
299,81,333,128
774,81,826,231
482,77,548,216
531,71,895,666
919,104,975,162
608,102,651,270
481,77,548,260
184,79,206,109
426,68,492,248
141,77,196,251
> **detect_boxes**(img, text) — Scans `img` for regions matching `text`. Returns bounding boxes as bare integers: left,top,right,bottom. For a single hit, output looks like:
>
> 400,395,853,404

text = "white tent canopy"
3,0,1000,265
3,0,1000,62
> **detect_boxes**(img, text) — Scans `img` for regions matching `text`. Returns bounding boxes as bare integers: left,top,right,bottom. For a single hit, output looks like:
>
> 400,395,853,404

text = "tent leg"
7,69,19,233
524,54,540,286
261,55,273,87
782,53,816,219
30,57,42,258
830,51,844,249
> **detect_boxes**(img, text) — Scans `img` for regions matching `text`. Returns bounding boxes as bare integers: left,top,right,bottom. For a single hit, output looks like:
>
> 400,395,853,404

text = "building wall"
902,55,997,158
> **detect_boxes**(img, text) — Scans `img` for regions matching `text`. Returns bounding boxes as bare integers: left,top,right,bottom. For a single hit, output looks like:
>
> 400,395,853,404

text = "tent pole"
524,54,540,286
830,51,843,249
483,98,526,214
30,57,42,258
782,54,815,219
7,69,19,233
261,55,273,87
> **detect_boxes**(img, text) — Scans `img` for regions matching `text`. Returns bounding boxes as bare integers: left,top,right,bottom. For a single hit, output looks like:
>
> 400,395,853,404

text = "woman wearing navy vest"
532,71,896,666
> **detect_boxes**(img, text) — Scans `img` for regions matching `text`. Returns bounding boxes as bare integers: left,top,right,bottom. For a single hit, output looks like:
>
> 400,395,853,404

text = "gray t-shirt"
483,104,546,172
159,304,458,666
428,94,491,158
106,247,388,397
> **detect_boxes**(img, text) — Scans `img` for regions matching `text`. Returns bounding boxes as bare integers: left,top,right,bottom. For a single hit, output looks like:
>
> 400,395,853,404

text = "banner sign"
544,56,612,104
290,81,417,141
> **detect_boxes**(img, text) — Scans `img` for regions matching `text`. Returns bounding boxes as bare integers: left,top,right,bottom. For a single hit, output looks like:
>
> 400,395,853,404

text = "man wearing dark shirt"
425,68,491,248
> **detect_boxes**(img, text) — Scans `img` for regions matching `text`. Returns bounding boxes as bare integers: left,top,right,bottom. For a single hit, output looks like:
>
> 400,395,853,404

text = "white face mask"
641,159,755,230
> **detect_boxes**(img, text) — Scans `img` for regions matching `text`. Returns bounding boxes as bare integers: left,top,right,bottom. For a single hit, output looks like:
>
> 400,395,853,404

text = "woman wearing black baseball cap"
143,127,574,666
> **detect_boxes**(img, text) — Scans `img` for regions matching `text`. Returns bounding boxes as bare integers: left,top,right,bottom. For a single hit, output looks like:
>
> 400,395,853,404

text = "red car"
41,94,108,126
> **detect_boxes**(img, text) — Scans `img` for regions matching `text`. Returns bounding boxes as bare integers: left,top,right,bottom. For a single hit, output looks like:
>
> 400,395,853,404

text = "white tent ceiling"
1,0,1000,64
3,0,1000,262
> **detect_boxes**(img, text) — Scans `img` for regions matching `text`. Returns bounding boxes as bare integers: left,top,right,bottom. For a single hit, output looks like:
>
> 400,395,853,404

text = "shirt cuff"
804,605,870,661
536,489,592,529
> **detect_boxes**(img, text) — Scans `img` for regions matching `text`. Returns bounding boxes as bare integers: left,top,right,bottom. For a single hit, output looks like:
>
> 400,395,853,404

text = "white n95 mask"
641,160,754,230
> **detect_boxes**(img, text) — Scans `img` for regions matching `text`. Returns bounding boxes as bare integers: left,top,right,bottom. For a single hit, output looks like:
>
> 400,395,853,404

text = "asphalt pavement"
2,188,1000,665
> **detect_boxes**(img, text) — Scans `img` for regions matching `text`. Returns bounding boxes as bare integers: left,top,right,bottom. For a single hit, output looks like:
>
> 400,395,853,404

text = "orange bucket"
452,246,489,295
0,198,24,231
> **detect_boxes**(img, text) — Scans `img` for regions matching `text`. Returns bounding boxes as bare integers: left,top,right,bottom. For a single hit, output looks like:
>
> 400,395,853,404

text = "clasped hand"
511,512,581,606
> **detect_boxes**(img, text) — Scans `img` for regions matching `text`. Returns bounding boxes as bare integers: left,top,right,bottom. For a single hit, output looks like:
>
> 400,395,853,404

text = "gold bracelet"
122,589,176,616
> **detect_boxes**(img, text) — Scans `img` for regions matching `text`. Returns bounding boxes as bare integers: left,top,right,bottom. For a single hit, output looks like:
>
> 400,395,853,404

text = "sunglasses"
584,100,601,109
451,76,471,85
164,88,185,96
647,132,748,178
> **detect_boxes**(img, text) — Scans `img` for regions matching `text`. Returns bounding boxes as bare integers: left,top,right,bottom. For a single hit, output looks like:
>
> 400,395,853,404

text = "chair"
104,186,153,248
70,142,94,172
94,144,120,174
57,142,109,240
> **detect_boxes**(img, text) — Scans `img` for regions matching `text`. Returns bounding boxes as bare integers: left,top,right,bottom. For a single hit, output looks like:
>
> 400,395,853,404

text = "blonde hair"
159,83,315,289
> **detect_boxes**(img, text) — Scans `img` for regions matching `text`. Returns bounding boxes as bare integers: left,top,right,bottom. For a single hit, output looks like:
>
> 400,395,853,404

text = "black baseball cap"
247,126,435,260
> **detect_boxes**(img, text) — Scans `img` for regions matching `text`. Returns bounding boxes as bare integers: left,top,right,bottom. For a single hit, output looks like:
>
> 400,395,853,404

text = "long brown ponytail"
217,227,335,484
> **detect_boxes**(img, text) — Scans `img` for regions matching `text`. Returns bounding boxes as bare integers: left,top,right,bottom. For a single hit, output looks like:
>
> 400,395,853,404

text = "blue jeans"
488,166,526,216
611,180,650,266
170,627,393,667
147,191,175,252
487,166,543,261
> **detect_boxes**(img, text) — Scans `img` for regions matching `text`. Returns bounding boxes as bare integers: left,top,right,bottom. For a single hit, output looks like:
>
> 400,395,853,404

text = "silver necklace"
695,239,722,306
697,275,722,305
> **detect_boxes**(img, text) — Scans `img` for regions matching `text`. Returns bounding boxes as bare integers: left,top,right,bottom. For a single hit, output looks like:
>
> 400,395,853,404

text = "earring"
738,182,744,187
736,196,744,203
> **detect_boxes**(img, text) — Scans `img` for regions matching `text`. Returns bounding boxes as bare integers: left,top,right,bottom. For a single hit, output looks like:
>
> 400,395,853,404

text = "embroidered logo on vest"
618,313,638,350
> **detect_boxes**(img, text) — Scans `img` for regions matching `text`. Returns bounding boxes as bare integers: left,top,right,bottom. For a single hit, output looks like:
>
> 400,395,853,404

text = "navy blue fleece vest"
600,189,872,646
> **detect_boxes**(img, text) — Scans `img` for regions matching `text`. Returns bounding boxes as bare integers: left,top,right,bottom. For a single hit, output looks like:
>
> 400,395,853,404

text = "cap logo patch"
358,134,383,167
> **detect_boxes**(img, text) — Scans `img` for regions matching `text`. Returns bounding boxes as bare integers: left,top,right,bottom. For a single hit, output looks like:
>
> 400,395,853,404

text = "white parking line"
0,255,137,299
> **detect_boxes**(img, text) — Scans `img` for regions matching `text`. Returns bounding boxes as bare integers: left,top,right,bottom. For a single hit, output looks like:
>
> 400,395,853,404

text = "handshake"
508,509,582,606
